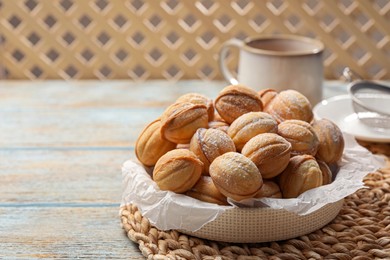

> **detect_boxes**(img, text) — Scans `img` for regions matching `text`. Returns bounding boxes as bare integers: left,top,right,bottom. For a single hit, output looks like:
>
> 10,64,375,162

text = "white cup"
219,35,324,105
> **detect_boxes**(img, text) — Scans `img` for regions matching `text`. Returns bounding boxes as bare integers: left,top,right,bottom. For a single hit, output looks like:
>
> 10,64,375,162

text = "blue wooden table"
0,80,358,259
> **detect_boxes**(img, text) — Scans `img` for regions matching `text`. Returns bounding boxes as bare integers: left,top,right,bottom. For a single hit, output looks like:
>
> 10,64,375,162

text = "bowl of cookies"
121,84,380,243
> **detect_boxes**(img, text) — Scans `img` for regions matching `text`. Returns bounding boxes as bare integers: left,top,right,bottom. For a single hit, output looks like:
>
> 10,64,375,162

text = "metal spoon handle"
342,67,363,82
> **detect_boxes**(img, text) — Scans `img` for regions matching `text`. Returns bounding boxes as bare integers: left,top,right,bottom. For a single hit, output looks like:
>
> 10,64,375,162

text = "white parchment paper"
121,133,384,232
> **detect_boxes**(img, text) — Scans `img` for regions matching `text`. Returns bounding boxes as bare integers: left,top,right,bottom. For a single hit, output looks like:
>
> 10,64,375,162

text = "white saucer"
313,95,390,143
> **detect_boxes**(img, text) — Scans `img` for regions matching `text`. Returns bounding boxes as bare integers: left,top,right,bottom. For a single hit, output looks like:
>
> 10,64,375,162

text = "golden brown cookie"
160,101,209,144
214,84,263,124
209,152,263,201
312,118,345,164
186,176,228,205
176,143,190,149
208,120,230,133
258,88,278,109
228,112,278,151
190,128,236,174
317,159,333,185
254,181,282,198
265,89,313,123
135,119,177,167
241,133,292,179
208,110,230,132
176,92,214,121
277,119,319,156
279,155,323,198
153,149,203,193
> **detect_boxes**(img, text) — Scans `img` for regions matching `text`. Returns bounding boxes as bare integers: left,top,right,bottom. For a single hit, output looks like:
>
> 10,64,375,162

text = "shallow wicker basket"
121,142,390,259
122,133,382,244
178,199,343,243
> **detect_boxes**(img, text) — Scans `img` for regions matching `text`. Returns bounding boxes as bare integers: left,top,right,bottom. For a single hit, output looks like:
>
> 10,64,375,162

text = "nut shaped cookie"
176,93,214,121
190,128,236,174
160,102,209,144
279,155,323,198
209,152,263,201
265,89,313,123
214,84,263,124
153,149,203,193
241,133,292,179
277,120,319,156
135,119,177,167
228,112,278,151
186,176,228,205
258,88,278,109
254,181,282,198
208,120,230,133
312,118,345,164
317,160,333,185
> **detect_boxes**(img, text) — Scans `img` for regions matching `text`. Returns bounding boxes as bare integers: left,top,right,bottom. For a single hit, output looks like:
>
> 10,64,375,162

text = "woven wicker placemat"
120,143,390,259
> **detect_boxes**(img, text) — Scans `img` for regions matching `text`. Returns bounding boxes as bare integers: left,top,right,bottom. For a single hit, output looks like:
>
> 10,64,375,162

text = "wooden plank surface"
0,107,161,147
0,80,225,147
0,80,350,259
0,149,130,203
0,207,143,259
0,80,347,148
0,138,143,257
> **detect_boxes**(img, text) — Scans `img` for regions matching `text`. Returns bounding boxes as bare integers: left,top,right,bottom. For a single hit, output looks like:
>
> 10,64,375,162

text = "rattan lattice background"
0,0,389,80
